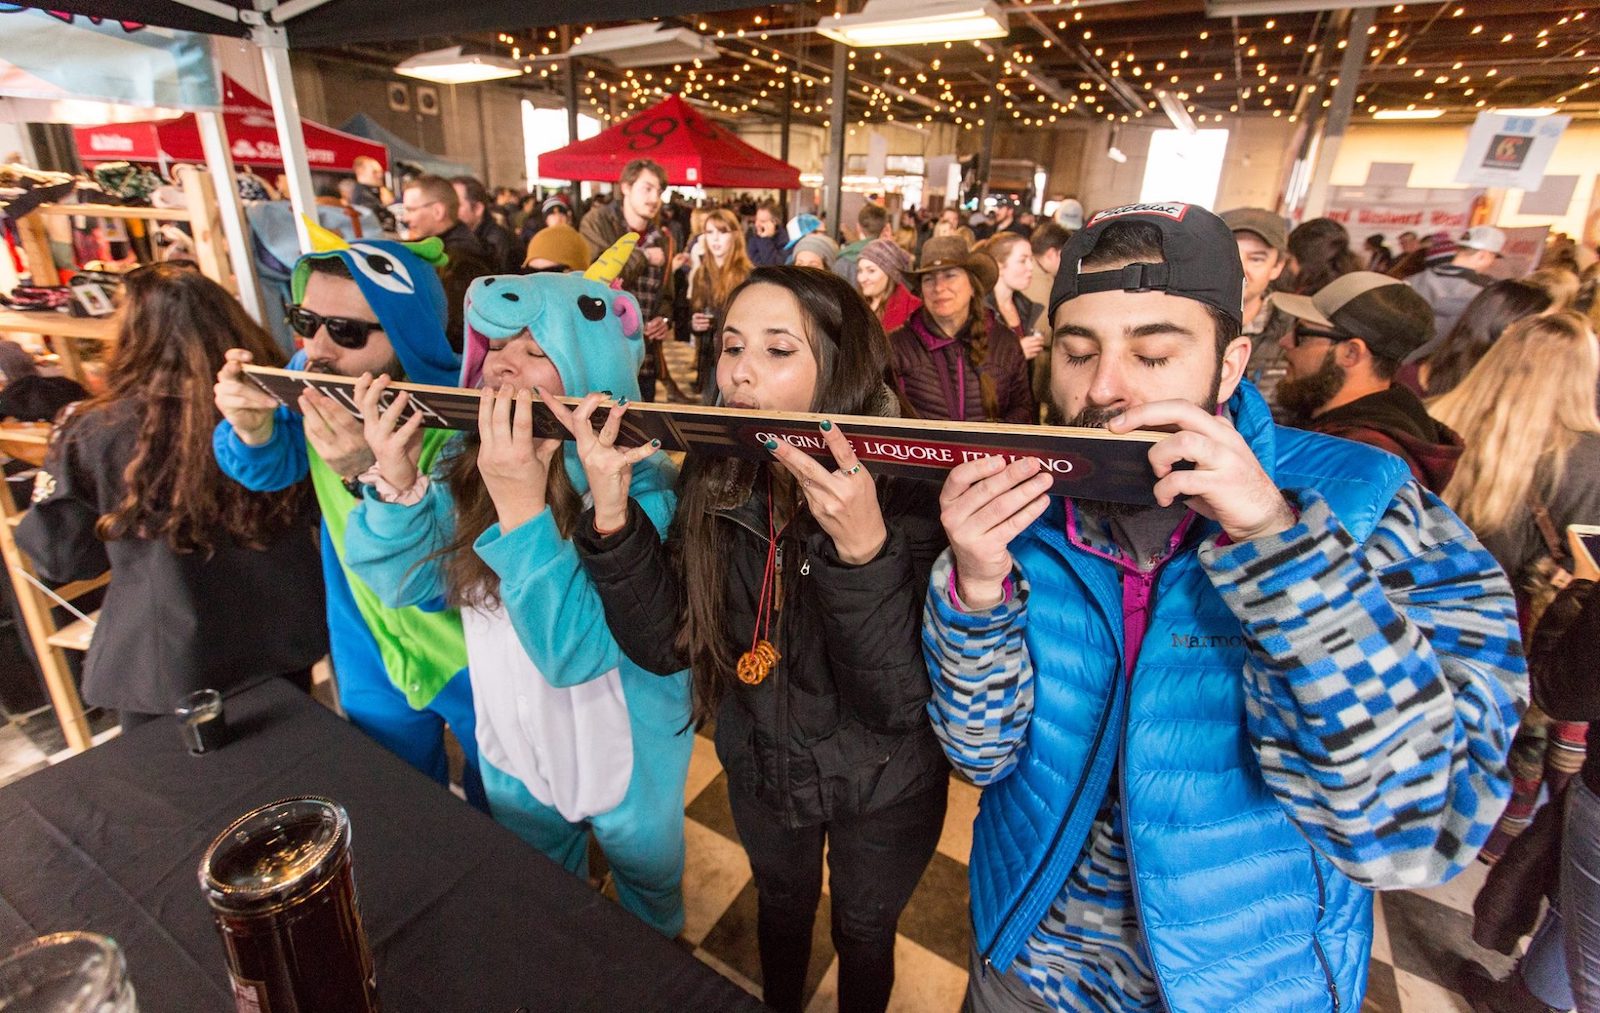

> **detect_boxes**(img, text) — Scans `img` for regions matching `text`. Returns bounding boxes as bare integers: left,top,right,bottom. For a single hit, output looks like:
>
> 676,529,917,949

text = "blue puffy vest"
969,384,1411,1011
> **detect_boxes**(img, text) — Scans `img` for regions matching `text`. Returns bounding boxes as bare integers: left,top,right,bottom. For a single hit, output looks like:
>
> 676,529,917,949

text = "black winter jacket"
574,464,949,828
17,399,327,714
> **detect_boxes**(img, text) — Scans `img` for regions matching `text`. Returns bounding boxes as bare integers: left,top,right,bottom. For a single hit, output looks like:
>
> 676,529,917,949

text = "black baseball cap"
1049,202,1245,327
1270,272,1435,361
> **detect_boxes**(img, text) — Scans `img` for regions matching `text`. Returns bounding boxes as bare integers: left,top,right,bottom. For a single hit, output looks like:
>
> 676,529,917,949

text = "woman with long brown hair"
550,265,949,1013
888,235,1035,423
1395,279,1550,398
686,208,754,393
978,231,1046,362
17,263,326,725
341,262,693,939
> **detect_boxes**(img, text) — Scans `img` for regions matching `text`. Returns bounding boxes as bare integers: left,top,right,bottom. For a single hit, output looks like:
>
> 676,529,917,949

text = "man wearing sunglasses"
213,234,486,812
1271,271,1464,493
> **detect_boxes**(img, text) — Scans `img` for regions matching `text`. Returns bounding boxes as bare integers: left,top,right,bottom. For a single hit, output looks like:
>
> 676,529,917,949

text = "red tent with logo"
73,75,386,173
538,94,798,189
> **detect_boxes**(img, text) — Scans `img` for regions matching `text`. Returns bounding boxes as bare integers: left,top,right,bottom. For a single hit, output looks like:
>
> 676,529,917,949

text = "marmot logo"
1170,632,1247,648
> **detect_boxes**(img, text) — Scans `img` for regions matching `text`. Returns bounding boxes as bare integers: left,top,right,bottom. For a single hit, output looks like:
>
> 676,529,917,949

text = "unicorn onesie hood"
459,233,660,501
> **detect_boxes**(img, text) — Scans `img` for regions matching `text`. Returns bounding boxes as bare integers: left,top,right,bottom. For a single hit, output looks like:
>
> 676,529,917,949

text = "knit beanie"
792,232,840,265
858,238,910,290
524,223,592,272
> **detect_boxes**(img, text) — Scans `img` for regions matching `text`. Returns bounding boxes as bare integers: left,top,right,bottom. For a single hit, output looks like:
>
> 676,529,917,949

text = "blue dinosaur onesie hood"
290,235,461,387
462,266,649,500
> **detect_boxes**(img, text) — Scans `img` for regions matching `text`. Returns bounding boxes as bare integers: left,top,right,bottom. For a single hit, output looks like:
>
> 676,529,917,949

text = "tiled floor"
0,347,1533,1011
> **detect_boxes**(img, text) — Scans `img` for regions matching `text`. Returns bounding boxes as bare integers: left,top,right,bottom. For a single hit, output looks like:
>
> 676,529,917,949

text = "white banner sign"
1322,185,1481,249
1454,112,1570,191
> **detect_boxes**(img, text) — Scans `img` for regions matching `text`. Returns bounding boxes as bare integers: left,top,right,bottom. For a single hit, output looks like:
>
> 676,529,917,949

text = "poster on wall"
1323,185,1482,248
1453,112,1571,191
1486,226,1550,281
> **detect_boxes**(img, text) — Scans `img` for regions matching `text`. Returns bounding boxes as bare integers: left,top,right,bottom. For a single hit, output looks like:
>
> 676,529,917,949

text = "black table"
0,679,767,1012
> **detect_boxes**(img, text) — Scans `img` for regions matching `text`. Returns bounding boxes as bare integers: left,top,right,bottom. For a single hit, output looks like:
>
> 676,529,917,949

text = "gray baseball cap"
1270,271,1435,361
1220,207,1288,253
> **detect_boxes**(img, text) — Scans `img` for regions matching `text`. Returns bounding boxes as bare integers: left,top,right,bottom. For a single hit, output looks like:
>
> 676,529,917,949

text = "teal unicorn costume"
343,240,695,936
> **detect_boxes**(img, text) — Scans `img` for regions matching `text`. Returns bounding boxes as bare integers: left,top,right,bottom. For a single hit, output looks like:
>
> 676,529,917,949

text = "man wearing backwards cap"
1407,224,1505,340
1272,272,1464,493
923,201,1522,1011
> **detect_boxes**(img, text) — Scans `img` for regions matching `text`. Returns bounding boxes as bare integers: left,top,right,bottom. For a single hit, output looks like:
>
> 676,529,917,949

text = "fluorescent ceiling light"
1372,108,1445,120
1206,0,1395,14
817,0,1008,48
396,46,521,85
1493,106,1556,117
568,25,718,68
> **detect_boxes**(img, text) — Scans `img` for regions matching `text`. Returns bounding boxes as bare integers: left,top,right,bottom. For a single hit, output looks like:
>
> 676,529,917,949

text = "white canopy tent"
0,8,264,318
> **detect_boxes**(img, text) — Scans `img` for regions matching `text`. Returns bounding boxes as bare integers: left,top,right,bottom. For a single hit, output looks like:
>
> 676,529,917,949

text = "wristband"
359,463,429,506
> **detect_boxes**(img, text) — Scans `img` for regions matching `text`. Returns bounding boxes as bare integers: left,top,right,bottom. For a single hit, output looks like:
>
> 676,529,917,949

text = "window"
1138,128,1230,210
523,101,601,187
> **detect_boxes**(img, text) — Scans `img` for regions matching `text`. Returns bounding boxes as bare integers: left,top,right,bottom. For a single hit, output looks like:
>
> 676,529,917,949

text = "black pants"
637,350,658,403
119,668,314,730
727,778,947,1013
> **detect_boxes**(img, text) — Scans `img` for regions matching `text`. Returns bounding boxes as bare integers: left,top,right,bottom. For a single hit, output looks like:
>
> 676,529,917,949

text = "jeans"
1522,778,1600,1012
726,779,947,1013
1565,778,1600,1011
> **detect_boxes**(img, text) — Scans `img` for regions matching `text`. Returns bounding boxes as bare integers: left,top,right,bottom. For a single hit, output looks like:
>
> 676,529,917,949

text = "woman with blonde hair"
686,208,754,393
1526,266,1581,312
1432,312,1600,885
1431,310,1600,592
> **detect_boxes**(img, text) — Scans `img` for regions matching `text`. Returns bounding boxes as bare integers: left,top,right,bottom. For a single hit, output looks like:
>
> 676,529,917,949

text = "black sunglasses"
286,304,384,349
1291,323,1350,347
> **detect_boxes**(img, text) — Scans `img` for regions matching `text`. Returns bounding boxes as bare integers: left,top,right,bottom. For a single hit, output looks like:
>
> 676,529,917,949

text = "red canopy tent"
73,75,386,174
538,95,799,190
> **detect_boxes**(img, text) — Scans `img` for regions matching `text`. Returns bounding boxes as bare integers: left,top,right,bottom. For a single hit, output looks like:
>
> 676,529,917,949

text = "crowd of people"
13,151,1600,1013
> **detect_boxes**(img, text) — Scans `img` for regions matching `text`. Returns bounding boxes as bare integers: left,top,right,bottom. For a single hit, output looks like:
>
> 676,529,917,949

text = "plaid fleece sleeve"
923,549,1036,785
1200,483,1526,890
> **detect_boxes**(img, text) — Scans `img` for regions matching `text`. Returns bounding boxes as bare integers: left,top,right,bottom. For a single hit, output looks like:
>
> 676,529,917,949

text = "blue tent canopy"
338,113,472,180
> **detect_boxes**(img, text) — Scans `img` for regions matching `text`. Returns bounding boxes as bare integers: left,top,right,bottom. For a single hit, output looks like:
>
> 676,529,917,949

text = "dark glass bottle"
199,797,379,1013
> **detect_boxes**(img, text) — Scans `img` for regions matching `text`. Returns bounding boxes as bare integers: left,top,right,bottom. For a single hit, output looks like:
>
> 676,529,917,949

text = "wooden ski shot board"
243,365,1165,506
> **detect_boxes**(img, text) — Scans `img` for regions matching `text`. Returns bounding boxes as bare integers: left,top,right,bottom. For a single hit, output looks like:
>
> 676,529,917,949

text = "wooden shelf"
32,203,190,222
0,309,116,341
45,612,97,653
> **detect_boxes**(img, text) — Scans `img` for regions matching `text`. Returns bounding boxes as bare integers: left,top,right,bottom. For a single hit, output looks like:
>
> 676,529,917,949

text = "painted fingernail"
650,439,661,448
818,419,832,431
601,389,614,397
618,396,629,406
762,438,778,451
532,386,542,397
